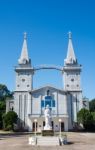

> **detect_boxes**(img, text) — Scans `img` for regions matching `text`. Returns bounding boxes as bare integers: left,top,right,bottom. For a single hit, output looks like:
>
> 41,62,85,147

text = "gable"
32,85,66,95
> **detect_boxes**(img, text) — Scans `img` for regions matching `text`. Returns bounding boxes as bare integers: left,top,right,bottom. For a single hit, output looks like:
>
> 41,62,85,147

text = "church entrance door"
51,121,54,130
61,122,64,131
32,122,38,132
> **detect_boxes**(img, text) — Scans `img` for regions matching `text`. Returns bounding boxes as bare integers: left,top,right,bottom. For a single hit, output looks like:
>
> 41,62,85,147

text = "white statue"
44,105,52,130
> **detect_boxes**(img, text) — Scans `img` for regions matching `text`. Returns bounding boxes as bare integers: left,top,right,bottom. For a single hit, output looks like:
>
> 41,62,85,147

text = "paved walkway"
0,132,95,150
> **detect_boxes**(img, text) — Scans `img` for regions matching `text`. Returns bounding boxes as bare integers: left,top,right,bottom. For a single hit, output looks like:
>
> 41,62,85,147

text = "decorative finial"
68,31,72,39
24,32,27,39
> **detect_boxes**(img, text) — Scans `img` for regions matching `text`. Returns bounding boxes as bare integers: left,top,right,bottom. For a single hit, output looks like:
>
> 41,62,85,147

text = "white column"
73,101,77,122
64,94,68,114
59,119,62,137
27,92,32,131
55,92,58,115
64,118,68,131
64,94,69,131
27,93,32,114
73,93,77,122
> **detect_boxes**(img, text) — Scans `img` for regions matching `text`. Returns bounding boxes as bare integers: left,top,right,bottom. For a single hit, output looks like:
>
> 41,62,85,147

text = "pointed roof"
18,32,29,64
31,85,67,94
64,32,77,65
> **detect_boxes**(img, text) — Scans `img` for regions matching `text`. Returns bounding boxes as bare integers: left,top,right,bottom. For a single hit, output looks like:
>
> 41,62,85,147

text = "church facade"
6,32,88,132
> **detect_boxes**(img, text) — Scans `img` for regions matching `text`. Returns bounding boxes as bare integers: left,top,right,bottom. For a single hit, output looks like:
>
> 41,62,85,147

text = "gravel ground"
0,132,95,150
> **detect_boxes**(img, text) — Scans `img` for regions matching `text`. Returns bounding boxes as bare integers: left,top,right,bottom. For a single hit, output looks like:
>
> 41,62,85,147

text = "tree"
0,84,12,101
77,108,94,131
0,101,6,128
89,99,95,112
3,111,18,131
0,84,13,129
91,112,95,124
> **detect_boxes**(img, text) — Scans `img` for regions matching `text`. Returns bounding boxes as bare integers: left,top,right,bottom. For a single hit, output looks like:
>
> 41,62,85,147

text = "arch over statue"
34,65,63,71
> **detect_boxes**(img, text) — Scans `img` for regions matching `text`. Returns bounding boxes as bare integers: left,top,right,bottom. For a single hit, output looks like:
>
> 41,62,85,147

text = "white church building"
6,32,88,132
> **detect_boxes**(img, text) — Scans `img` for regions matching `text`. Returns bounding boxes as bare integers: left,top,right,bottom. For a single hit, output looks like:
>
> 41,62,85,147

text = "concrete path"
0,132,95,150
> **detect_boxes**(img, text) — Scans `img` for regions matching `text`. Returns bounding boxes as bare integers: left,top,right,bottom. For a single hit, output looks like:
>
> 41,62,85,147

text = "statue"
44,105,52,130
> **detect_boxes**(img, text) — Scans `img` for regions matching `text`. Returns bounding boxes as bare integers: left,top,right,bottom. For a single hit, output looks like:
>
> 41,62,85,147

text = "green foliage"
0,84,13,101
0,112,3,128
89,99,95,112
0,84,13,129
3,111,18,131
0,101,6,128
0,101,6,112
91,112,95,123
77,108,94,131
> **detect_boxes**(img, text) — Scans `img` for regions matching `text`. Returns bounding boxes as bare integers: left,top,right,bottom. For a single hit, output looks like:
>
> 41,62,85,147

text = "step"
37,136,59,146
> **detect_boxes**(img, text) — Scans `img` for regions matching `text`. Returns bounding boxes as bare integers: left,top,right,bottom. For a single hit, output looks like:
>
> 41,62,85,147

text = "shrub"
77,108,94,131
89,99,95,112
3,111,18,131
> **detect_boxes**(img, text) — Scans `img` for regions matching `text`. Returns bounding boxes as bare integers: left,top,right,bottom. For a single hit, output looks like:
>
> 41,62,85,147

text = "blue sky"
0,0,95,100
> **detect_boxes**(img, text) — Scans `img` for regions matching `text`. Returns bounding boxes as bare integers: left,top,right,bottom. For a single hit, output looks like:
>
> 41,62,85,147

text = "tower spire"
18,32,29,64
64,32,77,65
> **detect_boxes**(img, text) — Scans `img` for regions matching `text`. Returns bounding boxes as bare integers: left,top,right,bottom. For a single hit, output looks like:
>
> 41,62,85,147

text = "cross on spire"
68,31,72,39
24,32,27,39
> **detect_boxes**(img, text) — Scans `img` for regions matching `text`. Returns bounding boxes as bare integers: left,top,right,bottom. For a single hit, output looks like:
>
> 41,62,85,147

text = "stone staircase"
37,136,59,146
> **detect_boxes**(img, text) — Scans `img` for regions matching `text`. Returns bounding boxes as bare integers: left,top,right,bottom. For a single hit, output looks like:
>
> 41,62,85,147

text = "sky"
0,0,95,100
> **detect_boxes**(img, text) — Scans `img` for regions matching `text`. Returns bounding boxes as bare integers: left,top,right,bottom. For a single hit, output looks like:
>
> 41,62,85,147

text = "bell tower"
14,33,34,131
63,32,83,124
64,32,82,91
15,32,34,91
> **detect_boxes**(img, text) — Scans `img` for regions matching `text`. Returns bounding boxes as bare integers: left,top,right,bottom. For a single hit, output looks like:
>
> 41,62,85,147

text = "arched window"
41,95,55,108
47,90,50,96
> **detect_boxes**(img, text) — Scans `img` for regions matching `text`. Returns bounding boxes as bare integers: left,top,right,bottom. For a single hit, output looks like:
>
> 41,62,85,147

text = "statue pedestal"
44,124,52,130
42,130,54,136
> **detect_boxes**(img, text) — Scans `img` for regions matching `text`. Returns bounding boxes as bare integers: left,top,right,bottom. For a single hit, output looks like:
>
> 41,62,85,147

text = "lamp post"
34,119,37,137
59,119,62,138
